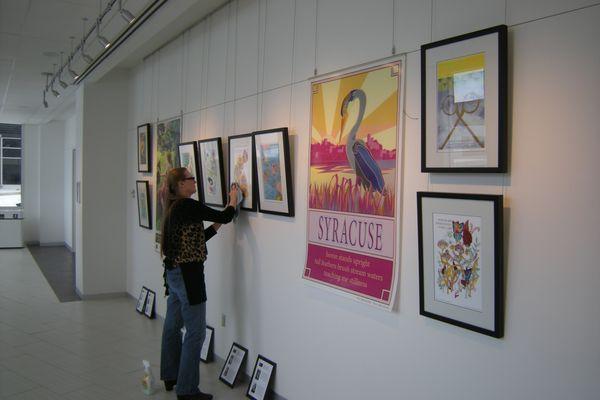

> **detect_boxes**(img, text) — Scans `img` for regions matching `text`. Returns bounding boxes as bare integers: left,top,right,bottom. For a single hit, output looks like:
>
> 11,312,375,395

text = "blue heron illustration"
339,89,385,193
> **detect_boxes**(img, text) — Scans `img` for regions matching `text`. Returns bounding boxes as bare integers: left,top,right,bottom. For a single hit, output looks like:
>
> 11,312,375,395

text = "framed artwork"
303,60,404,310
198,138,227,207
137,123,151,172
156,117,181,236
178,142,200,201
200,325,215,363
246,355,276,400
219,342,248,388
417,192,504,338
253,128,294,217
421,25,507,172
228,133,256,211
144,289,156,319
136,181,152,229
136,286,149,313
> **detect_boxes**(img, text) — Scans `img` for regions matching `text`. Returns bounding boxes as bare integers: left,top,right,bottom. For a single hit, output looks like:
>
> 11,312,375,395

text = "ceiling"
0,0,228,125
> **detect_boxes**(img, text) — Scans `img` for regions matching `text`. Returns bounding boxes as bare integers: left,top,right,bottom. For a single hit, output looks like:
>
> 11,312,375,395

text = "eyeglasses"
183,176,196,181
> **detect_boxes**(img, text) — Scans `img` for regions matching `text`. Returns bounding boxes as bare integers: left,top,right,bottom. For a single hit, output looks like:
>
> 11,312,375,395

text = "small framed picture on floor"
200,326,215,363
136,287,149,313
246,355,276,400
219,342,248,388
144,289,156,319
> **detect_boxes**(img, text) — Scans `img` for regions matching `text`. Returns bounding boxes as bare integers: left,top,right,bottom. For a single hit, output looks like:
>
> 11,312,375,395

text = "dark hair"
160,167,188,257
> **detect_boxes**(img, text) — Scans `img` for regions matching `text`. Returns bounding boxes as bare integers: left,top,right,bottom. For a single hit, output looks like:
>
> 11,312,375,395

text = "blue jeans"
160,267,206,396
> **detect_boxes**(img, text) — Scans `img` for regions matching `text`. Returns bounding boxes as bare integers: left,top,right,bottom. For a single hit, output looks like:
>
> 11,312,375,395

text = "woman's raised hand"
228,184,239,207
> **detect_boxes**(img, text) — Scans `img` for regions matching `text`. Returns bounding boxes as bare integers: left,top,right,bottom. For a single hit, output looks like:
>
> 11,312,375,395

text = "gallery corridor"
0,248,248,400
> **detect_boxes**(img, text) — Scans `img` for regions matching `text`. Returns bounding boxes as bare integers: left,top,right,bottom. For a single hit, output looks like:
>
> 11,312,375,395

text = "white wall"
76,69,129,296
63,114,76,249
21,124,40,243
38,121,66,244
126,1,600,399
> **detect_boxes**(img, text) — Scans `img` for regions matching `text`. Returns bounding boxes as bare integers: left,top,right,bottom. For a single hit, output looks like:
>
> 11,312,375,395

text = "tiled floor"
0,248,249,400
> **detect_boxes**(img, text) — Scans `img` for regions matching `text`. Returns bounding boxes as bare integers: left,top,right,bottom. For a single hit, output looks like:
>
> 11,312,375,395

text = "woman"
160,167,238,400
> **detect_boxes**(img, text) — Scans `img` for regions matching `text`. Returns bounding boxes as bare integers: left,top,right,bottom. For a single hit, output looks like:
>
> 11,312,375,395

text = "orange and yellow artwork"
309,63,400,217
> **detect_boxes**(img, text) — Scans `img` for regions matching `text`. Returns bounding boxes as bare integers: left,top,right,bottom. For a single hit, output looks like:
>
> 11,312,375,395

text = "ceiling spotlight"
51,85,60,98
43,91,48,108
96,3,111,48
68,37,80,80
98,34,111,49
58,53,69,88
119,0,136,24
81,18,94,63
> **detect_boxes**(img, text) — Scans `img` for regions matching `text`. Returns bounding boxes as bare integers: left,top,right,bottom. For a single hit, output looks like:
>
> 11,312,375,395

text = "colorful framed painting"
228,133,256,211
198,138,226,207
156,117,181,235
136,180,152,229
246,355,276,400
178,142,200,201
219,342,248,388
253,127,294,217
421,25,507,172
417,192,504,338
303,60,404,310
137,123,151,173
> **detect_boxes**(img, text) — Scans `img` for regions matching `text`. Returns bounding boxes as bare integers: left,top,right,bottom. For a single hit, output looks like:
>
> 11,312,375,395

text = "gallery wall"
124,1,600,399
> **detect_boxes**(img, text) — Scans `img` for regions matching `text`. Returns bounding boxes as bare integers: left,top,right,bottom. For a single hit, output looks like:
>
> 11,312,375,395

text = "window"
0,123,22,208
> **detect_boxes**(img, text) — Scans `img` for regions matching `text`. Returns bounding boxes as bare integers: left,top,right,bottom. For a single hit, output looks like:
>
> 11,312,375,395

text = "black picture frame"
421,25,507,173
246,355,277,400
136,180,152,229
136,286,149,313
200,325,215,363
417,191,504,338
144,289,156,319
137,123,151,173
219,342,248,388
197,137,227,207
177,141,201,201
228,133,256,211
253,127,294,217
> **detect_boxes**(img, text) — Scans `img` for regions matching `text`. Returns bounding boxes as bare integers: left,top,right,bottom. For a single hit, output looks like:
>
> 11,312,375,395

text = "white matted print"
178,142,200,201
228,134,255,211
219,342,248,388
198,138,226,207
254,128,294,216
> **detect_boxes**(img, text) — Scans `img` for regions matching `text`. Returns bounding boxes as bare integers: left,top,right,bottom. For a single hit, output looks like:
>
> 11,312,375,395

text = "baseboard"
24,241,40,246
39,241,67,247
65,243,74,253
75,288,128,300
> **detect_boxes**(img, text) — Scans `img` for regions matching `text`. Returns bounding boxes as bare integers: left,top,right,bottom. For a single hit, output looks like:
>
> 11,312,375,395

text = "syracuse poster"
303,61,403,310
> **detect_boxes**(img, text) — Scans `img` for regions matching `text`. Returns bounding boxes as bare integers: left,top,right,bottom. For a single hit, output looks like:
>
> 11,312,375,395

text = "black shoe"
164,380,177,391
177,392,213,400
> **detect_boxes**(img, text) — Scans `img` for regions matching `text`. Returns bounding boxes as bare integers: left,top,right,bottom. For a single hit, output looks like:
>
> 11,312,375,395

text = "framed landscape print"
228,133,256,211
417,192,504,338
246,355,276,400
178,142,200,200
136,180,152,229
219,342,248,388
421,25,507,172
198,138,226,207
253,127,294,217
137,123,151,172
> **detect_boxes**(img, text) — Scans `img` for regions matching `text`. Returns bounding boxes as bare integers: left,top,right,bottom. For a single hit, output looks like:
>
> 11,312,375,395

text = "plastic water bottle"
141,359,156,395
